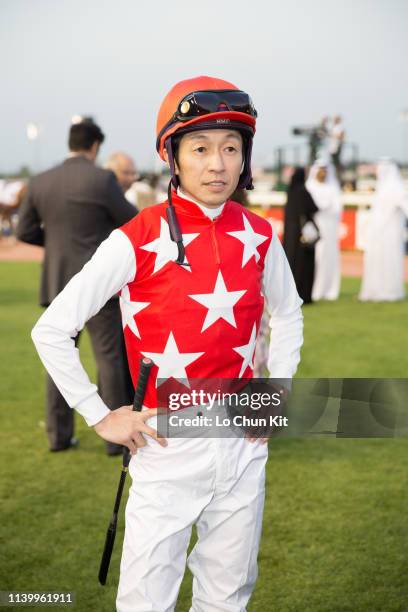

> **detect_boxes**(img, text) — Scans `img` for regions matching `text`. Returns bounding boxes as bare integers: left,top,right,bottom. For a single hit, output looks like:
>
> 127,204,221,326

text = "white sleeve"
261,231,304,379
31,229,136,427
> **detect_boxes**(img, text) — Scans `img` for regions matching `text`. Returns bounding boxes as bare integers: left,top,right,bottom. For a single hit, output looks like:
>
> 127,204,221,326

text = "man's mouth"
204,181,226,187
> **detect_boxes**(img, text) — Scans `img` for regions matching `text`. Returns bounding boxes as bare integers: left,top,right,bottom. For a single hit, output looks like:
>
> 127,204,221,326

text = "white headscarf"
375,159,406,199
306,158,342,214
370,158,408,223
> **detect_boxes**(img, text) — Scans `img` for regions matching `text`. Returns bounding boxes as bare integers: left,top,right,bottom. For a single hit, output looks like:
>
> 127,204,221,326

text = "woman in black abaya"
283,167,319,304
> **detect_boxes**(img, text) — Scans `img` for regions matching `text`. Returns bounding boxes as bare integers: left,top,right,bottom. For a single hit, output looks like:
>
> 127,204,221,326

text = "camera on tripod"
292,125,322,138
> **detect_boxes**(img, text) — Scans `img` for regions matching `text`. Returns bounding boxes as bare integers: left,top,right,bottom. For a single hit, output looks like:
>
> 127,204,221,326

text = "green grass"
297,281,407,377
0,262,407,612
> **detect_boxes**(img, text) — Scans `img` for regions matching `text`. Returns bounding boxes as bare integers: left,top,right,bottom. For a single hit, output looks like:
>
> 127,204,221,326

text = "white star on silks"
119,285,150,339
141,332,204,387
139,217,200,273
227,213,269,267
233,323,258,377
189,270,246,332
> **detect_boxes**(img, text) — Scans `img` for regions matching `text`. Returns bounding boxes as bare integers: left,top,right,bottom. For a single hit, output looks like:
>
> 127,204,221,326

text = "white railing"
248,190,374,208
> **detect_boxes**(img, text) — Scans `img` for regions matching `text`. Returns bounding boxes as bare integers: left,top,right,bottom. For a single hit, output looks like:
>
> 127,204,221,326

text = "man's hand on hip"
93,406,167,454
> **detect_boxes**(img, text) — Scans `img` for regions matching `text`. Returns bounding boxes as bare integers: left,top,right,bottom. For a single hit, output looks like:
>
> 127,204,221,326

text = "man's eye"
194,146,206,153
225,146,237,153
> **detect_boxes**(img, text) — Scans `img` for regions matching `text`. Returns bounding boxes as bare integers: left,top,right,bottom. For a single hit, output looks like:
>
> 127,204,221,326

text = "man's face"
316,167,327,182
116,157,138,192
175,129,243,208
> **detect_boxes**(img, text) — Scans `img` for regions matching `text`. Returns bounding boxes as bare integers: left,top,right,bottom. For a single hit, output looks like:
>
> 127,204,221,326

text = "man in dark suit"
17,117,136,454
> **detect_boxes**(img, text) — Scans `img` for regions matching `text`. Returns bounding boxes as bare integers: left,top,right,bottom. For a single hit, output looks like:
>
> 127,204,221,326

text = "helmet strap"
238,135,254,190
166,180,190,267
164,137,189,265
164,138,179,189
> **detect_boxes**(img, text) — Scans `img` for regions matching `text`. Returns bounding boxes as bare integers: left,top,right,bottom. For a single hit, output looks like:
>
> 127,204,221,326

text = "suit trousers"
116,433,267,612
46,298,134,451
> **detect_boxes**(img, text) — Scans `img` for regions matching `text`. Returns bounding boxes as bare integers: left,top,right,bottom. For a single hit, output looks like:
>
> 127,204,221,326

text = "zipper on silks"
210,220,221,265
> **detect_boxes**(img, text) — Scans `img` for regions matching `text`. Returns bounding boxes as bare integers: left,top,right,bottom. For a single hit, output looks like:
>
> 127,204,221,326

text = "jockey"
32,75,303,611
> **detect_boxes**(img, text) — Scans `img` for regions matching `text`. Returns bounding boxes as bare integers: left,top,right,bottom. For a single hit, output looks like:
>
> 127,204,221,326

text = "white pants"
312,211,341,301
116,434,268,612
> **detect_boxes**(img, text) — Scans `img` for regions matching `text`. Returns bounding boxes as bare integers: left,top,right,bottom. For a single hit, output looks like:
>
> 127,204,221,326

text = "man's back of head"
69,116,105,162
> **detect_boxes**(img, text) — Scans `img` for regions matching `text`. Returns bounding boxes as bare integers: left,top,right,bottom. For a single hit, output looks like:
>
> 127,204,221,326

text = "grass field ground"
0,262,407,611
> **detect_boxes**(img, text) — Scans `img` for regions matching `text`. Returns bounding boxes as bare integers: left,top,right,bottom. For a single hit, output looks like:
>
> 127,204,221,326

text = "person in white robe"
306,159,343,300
359,159,408,301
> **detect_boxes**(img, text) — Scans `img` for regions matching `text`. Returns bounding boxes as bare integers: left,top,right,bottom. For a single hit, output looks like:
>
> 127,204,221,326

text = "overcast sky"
1,0,408,173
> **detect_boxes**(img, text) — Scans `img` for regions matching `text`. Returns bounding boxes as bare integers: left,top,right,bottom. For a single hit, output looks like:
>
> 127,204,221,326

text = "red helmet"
156,75,257,189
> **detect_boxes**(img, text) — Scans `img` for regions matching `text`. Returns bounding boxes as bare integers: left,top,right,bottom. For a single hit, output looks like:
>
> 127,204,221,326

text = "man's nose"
207,150,225,172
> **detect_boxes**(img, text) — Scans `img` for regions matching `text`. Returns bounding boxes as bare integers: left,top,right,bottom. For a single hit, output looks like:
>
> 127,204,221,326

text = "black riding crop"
98,357,154,585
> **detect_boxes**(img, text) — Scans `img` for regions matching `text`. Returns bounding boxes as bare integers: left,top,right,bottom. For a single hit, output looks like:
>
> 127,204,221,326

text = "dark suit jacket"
17,155,137,306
